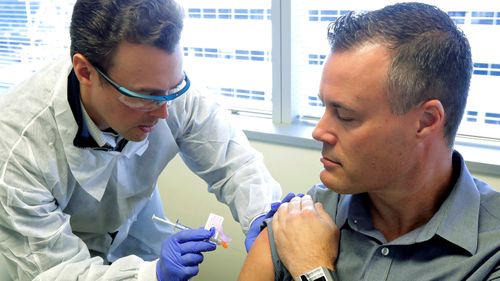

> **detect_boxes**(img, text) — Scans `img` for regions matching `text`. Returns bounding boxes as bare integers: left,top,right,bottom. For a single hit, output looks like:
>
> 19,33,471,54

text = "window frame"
236,0,500,177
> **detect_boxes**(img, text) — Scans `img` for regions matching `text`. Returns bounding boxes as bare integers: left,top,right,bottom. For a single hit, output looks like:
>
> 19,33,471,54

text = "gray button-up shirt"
268,151,500,280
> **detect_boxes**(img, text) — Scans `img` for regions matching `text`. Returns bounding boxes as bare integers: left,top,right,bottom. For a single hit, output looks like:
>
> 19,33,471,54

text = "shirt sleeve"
486,262,500,281
266,218,294,280
167,87,282,232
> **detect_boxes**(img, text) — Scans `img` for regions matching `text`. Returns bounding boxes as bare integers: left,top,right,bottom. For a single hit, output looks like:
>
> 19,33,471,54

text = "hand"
244,192,303,252
272,195,339,277
157,227,217,281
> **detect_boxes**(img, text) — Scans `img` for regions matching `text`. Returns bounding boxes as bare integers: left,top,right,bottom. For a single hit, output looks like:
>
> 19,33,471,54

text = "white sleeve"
167,87,282,232
0,137,144,281
138,260,159,281
33,256,146,281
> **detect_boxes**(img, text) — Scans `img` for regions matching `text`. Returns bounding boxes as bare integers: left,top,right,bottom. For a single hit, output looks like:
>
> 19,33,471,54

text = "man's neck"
369,149,456,242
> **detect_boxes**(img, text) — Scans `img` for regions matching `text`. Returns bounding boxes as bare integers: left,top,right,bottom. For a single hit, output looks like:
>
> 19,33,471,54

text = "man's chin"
320,172,350,194
123,132,148,142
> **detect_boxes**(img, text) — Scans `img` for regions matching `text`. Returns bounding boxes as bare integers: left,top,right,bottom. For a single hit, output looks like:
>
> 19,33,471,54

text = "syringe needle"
152,214,231,249
152,215,190,231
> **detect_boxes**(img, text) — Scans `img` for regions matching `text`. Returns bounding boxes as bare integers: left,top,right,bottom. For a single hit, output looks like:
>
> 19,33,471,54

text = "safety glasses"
94,66,190,112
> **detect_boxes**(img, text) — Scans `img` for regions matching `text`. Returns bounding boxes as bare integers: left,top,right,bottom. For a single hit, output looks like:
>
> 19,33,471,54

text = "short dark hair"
327,2,472,147
70,0,184,71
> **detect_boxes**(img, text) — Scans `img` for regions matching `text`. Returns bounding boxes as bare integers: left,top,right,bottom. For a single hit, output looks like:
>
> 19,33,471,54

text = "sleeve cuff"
138,259,159,281
245,213,268,234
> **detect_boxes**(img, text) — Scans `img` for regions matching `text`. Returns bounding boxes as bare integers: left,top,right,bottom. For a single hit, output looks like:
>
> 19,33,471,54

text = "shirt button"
381,247,390,256
353,219,358,224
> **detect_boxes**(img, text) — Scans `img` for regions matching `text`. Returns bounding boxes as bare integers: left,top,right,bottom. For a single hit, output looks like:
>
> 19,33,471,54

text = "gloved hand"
244,192,304,252
157,227,216,281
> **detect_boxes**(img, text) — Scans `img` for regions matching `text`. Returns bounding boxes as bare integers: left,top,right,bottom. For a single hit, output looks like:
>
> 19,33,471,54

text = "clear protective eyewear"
94,66,190,112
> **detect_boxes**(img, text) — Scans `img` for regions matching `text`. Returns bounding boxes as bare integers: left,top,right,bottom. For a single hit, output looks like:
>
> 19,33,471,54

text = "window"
0,0,499,171
293,0,500,141
0,0,73,91
181,0,273,114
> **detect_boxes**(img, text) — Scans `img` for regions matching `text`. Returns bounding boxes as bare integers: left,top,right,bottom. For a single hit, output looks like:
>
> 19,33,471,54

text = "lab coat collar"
53,59,150,201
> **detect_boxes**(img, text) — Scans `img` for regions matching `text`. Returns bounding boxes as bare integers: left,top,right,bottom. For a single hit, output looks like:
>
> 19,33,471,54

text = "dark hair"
327,2,472,147
70,0,184,71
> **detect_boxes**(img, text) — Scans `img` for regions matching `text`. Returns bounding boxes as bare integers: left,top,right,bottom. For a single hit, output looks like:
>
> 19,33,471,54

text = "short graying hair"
328,2,472,147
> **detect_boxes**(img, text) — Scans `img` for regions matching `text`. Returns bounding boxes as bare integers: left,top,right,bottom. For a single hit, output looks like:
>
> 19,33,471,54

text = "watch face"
299,267,334,281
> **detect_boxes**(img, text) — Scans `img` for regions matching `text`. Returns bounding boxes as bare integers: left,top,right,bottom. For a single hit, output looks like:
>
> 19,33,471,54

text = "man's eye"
146,91,167,97
338,115,354,122
334,108,354,122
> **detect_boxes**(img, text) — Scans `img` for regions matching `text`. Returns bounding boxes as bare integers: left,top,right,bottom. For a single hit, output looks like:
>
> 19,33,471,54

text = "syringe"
152,214,229,248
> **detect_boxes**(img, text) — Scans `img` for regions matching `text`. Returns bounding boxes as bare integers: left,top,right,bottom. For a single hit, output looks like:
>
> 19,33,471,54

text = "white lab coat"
0,58,281,280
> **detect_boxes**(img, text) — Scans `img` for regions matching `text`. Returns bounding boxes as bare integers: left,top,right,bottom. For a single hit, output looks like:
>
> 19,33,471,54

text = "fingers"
175,227,214,243
315,202,329,221
273,195,316,229
271,202,281,211
178,265,200,279
265,202,281,219
179,240,217,254
172,228,217,255
288,196,301,214
281,192,296,203
279,195,315,213
181,253,204,266
267,192,306,219
315,202,337,228
301,195,315,211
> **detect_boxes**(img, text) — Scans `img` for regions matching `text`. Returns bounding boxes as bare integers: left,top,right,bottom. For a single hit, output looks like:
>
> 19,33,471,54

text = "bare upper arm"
238,227,275,281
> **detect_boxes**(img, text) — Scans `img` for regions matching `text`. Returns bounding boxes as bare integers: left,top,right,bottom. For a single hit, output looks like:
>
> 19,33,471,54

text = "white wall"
158,140,500,281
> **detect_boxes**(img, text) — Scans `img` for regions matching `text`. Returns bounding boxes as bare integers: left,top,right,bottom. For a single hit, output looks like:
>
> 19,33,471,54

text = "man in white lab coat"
0,0,281,280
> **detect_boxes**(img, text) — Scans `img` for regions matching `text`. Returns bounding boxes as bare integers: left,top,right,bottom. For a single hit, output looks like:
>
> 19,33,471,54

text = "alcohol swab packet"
204,213,232,248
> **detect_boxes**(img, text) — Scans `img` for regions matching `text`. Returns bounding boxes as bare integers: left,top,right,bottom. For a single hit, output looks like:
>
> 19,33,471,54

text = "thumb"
315,202,333,223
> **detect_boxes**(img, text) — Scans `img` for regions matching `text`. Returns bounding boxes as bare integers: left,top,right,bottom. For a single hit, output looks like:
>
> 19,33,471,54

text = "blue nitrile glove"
157,227,216,281
244,192,304,252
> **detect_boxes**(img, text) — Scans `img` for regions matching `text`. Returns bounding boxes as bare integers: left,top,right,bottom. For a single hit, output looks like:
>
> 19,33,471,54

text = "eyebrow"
127,76,185,95
317,92,356,112
134,87,168,95
145,75,186,94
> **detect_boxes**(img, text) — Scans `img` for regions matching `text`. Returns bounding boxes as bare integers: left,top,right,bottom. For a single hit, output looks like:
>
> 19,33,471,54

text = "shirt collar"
336,151,480,254
403,151,479,255
433,151,479,254
80,102,125,149
67,70,128,151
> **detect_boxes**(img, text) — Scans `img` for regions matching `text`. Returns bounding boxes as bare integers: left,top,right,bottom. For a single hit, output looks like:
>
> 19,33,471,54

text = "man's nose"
312,114,337,145
149,103,168,119
312,115,326,141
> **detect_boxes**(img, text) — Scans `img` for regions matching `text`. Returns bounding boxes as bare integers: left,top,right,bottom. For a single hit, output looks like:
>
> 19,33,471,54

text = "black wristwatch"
293,266,336,281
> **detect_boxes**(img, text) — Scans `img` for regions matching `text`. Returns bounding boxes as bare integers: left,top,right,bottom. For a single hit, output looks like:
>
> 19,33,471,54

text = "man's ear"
72,53,94,86
416,99,445,138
